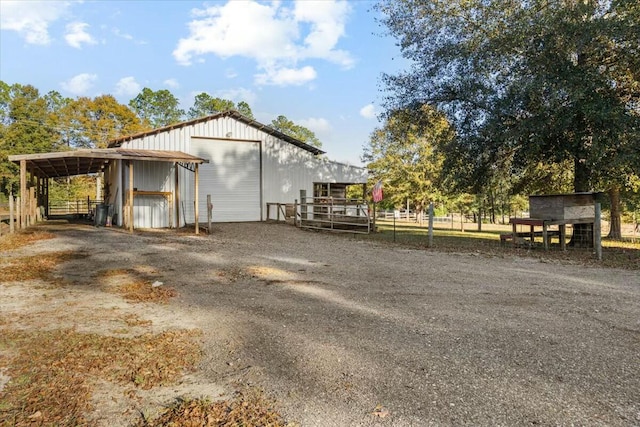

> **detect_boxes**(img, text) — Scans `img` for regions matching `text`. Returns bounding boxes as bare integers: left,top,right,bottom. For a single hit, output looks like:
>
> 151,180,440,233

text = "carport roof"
8,148,208,179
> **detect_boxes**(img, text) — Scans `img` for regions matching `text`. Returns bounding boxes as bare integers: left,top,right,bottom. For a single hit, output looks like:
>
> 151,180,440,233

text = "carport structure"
8,148,208,234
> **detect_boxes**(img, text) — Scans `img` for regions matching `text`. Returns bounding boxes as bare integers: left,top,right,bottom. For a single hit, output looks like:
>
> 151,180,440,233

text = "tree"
59,95,144,149
377,0,640,243
187,93,236,119
236,101,255,120
270,115,322,148
362,105,452,217
129,87,184,129
0,82,61,195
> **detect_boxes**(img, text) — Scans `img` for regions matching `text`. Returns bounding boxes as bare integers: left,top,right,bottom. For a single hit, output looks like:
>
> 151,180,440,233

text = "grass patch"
138,389,292,427
0,230,55,252
116,280,177,303
0,328,202,426
0,251,88,283
357,221,640,269
96,269,177,304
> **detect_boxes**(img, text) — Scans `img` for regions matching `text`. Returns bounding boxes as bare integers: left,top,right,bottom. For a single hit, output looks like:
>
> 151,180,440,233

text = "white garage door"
191,137,261,222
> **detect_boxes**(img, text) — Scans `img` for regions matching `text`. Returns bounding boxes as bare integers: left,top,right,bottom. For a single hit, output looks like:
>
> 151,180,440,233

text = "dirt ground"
1,220,639,426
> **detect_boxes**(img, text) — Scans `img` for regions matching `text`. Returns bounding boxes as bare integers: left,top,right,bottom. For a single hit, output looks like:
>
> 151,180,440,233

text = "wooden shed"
529,193,596,222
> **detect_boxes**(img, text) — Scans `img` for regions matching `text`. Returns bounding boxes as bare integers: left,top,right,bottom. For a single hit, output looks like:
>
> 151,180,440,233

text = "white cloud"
0,0,71,45
61,73,98,95
114,76,141,97
112,27,133,40
163,78,180,89
255,66,317,86
297,117,332,133
173,0,353,86
359,104,376,119
215,87,257,105
65,22,96,49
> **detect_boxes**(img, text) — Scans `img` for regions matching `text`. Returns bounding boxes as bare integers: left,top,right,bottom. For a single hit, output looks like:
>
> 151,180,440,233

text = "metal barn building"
104,111,368,229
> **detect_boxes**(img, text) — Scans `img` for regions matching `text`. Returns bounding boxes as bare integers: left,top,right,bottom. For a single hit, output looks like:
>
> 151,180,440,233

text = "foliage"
187,93,236,119
129,87,184,129
377,0,640,195
0,82,63,194
271,115,322,148
237,100,255,119
363,105,452,213
58,95,144,149
48,176,97,202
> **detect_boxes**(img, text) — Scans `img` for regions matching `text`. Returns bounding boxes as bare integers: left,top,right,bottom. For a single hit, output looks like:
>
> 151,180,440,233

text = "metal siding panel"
131,160,172,228
187,137,261,222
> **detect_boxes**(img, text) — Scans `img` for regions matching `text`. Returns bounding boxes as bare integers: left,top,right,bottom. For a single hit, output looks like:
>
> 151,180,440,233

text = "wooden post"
129,160,134,233
477,210,482,232
207,194,212,234
559,224,566,251
460,210,464,232
543,222,549,250
595,203,602,261
174,163,180,228
9,193,15,233
512,220,517,248
372,201,377,233
294,199,298,227
20,160,26,229
194,163,199,235
44,178,49,218
428,202,434,248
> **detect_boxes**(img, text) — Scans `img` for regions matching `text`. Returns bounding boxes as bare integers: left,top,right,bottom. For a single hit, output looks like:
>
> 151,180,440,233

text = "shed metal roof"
107,110,326,156
8,148,207,179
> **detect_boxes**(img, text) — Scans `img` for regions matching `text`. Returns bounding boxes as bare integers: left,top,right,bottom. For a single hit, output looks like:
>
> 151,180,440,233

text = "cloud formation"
173,0,353,86
115,76,141,97
359,104,376,119
163,78,180,89
65,22,96,49
0,0,70,45
215,87,257,105
61,73,97,95
298,117,332,133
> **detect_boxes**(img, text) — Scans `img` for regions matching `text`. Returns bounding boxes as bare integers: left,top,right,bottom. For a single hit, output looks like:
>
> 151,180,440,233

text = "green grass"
352,220,640,269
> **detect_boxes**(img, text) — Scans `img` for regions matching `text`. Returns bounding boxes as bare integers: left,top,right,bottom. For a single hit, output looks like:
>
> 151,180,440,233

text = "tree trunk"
570,158,593,248
607,187,622,239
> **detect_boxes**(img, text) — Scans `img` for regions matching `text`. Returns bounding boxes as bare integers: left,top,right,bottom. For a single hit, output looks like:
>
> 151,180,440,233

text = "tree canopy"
270,115,322,148
129,88,184,129
363,105,452,213
377,0,640,195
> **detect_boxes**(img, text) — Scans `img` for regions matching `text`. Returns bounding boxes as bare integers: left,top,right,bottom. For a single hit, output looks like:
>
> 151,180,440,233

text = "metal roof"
107,110,326,156
8,148,208,179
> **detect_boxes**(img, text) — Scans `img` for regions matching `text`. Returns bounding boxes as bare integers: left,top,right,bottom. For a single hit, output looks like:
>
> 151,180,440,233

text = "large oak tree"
377,0,640,239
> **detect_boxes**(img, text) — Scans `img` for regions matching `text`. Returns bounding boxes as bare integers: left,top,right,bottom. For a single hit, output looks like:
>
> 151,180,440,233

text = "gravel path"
25,222,640,425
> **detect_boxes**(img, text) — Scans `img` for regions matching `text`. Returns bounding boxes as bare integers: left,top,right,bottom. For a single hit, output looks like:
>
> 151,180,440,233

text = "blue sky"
0,0,406,166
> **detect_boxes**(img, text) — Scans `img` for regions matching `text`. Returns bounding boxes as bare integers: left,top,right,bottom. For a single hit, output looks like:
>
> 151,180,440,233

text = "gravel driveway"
28,222,640,425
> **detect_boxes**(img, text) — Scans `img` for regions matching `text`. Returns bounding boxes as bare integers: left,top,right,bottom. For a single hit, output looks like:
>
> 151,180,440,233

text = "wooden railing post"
9,193,15,233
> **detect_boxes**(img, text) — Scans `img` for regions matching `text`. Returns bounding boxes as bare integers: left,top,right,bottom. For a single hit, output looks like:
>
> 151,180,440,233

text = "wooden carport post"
194,163,199,235
129,160,134,233
20,160,26,229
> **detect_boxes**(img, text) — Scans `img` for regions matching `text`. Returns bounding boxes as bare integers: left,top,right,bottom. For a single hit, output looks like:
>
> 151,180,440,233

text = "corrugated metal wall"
112,116,368,227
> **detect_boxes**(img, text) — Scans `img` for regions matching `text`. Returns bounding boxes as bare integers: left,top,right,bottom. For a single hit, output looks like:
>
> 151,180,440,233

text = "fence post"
9,193,15,233
595,202,602,261
428,202,434,248
294,199,298,227
207,194,212,234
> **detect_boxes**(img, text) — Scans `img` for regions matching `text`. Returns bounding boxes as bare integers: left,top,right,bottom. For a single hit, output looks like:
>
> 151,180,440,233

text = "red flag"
372,180,383,203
